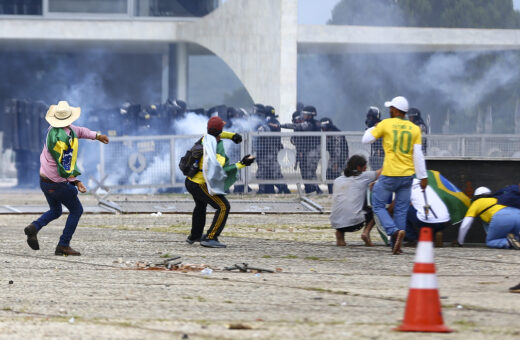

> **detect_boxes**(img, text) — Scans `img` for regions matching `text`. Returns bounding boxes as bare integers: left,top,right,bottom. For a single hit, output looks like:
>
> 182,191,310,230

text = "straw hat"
45,101,81,128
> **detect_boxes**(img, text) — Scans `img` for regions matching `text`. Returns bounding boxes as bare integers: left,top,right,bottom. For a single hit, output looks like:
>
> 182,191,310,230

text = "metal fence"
96,132,520,192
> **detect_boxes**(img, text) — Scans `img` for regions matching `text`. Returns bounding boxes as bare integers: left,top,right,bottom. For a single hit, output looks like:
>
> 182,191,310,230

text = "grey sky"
298,0,339,24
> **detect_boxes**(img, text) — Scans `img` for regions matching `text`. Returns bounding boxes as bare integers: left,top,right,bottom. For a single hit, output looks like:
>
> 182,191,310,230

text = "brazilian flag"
47,127,81,179
427,170,470,224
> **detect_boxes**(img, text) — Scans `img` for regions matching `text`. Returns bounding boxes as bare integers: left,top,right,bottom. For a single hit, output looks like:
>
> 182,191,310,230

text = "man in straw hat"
24,101,109,256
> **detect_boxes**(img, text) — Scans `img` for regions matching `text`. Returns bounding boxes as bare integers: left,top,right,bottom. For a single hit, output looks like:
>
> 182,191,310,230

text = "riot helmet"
301,106,317,120
173,99,187,113
120,102,131,115
320,117,334,131
253,103,266,116
265,105,277,118
292,111,302,123
407,107,424,125
365,106,381,128
237,108,248,118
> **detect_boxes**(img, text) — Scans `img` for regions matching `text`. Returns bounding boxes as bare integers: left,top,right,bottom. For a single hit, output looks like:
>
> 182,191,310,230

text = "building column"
161,50,169,103
167,43,189,101
176,42,188,101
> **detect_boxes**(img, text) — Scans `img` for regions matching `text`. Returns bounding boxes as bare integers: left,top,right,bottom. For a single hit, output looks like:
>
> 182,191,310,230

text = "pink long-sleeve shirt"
40,124,97,183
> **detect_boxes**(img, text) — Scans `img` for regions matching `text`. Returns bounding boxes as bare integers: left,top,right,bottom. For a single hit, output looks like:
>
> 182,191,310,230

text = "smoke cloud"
298,49,520,134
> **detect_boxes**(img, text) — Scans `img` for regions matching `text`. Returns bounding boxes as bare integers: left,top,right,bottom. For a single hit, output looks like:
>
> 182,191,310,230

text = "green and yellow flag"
427,170,470,224
46,127,81,178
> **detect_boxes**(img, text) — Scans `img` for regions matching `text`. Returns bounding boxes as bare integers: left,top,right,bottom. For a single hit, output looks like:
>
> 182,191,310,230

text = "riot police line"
5,97,519,194
0,98,352,192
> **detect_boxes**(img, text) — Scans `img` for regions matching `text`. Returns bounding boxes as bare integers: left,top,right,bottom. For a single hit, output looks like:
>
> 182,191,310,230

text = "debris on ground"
227,323,253,330
121,256,211,272
224,263,275,273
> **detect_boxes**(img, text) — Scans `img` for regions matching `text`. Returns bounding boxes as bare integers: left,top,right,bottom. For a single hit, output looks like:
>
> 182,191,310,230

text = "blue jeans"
32,180,84,247
372,175,413,236
486,207,520,248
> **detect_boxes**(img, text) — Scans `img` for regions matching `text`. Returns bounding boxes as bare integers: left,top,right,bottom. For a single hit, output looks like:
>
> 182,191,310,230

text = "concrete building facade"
2,0,520,121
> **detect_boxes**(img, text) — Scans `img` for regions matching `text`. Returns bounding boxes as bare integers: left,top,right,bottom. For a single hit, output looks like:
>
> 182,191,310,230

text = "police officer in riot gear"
281,105,322,194
255,106,290,194
407,107,428,155
320,117,349,194
365,106,384,170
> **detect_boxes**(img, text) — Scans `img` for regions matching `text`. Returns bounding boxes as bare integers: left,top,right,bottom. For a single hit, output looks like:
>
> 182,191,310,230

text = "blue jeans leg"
60,190,83,247
393,177,413,232
33,181,83,247
486,207,520,249
32,181,63,230
372,175,413,236
372,176,396,236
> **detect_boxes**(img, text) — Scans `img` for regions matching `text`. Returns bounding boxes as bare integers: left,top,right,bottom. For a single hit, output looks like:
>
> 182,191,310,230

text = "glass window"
0,0,42,15
135,0,218,17
49,0,127,14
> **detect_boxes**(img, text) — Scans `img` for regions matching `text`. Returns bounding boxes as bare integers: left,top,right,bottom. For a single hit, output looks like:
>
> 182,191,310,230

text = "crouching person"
330,155,381,246
405,177,450,247
185,116,255,248
24,101,109,256
457,186,520,249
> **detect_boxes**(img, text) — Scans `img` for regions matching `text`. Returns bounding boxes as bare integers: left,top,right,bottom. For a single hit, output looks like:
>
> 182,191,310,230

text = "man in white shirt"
406,178,450,247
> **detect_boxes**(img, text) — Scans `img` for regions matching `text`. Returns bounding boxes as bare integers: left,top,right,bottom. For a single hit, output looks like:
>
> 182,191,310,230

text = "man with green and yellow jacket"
185,116,255,248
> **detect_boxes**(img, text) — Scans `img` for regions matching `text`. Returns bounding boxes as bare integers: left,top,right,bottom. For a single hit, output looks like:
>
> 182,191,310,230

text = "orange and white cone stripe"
396,227,453,333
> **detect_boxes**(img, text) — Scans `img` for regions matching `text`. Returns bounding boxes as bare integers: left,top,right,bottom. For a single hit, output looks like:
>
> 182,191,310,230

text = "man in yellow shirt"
457,186,520,249
362,96,427,254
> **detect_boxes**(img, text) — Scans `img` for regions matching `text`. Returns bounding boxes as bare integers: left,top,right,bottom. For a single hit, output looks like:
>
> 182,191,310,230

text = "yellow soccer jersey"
465,197,506,223
371,117,421,176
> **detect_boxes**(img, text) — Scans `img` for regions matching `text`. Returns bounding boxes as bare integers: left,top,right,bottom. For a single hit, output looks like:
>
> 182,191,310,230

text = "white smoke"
418,51,520,112
299,50,520,134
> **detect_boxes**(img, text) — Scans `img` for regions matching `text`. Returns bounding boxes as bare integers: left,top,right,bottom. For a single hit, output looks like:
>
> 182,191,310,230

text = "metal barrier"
92,132,520,192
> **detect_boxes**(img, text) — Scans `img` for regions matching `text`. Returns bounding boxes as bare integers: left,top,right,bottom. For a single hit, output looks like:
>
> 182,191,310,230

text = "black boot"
24,224,39,250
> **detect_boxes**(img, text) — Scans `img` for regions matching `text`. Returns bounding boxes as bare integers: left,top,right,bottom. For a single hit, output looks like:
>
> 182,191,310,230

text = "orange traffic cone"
396,227,453,332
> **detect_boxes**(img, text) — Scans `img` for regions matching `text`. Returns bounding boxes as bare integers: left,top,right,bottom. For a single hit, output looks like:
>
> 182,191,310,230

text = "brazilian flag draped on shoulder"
46,127,81,178
427,170,470,224
202,134,238,195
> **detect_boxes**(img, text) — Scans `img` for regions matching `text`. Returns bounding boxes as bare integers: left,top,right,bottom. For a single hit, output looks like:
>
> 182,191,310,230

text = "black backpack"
179,138,203,177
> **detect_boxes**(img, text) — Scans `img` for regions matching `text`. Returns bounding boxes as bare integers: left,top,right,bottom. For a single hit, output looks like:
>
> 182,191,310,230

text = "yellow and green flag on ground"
427,170,470,224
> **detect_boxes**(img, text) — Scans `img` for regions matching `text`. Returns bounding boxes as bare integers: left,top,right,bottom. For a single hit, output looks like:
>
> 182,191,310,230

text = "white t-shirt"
330,171,378,229
410,178,450,223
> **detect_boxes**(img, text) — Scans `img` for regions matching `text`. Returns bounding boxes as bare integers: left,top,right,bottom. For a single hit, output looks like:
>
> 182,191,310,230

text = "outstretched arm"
457,216,474,246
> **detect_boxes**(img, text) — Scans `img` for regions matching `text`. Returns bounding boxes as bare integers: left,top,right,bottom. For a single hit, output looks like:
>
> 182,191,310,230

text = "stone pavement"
0,195,519,339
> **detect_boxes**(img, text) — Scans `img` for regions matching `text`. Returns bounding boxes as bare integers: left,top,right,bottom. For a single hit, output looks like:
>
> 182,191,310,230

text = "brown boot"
55,245,81,256
335,230,346,247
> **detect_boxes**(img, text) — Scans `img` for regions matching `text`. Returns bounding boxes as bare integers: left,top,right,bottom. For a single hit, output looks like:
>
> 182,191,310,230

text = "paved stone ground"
0,192,519,339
